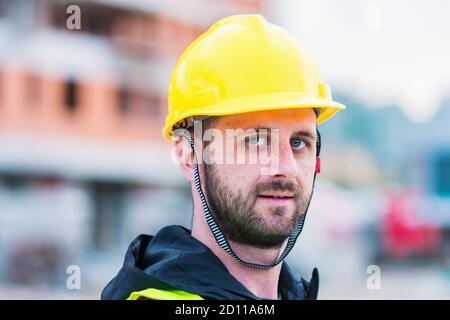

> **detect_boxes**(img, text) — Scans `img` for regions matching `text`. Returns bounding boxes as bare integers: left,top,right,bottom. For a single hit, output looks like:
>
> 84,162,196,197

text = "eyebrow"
251,127,317,141
292,129,317,141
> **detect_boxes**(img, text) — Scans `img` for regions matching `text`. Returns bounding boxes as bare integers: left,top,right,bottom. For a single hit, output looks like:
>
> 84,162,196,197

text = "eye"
290,138,305,150
247,134,267,146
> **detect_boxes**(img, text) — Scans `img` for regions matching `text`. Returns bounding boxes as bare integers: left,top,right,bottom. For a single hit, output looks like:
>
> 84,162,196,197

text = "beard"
203,164,313,249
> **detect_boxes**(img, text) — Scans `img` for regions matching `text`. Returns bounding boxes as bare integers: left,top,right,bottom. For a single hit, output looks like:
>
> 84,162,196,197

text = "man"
102,14,345,300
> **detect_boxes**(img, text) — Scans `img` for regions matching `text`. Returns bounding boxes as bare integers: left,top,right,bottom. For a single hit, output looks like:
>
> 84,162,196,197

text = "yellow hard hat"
163,14,345,141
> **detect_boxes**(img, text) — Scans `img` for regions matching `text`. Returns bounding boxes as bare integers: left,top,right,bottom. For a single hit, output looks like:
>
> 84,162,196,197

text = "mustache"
254,179,301,197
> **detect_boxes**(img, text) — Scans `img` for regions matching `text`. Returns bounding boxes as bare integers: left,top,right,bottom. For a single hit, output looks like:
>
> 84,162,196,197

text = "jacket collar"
102,225,315,300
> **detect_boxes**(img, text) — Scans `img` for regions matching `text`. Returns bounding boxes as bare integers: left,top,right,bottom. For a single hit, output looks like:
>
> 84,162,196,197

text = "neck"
191,204,283,300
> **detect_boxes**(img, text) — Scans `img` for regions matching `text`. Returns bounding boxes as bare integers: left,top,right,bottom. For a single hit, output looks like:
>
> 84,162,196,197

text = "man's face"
200,109,318,249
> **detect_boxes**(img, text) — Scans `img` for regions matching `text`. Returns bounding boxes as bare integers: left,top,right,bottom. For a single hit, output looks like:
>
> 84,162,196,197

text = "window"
118,86,130,115
64,78,78,112
91,182,126,251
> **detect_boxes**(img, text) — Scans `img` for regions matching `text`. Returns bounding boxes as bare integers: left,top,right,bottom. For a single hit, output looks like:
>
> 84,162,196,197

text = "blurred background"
0,0,449,299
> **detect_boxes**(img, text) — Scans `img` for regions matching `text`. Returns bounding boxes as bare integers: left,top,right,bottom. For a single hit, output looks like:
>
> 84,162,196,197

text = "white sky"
275,0,450,122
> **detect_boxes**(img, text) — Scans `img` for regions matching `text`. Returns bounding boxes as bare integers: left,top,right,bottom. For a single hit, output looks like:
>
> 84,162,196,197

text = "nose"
271,140,298,178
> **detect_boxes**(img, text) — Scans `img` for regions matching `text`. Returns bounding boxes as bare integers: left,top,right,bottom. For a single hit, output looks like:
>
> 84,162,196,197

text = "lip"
258,192,294,198
257,195,294,204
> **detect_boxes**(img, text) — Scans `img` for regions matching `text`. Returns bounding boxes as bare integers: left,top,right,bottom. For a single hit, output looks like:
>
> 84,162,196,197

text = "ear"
174,136,195,183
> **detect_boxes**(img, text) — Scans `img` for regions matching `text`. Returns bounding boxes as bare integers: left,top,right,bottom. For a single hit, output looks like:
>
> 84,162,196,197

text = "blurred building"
0,0,269,290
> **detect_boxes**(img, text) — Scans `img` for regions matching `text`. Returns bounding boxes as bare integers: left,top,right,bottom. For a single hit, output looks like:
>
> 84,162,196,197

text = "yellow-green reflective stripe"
127,288,204,300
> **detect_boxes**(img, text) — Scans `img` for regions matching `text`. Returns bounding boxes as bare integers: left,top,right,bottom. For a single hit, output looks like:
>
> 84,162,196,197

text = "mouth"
257,192,295,204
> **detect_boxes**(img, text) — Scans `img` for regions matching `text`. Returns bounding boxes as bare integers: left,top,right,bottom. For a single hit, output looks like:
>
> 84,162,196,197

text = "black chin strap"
185,130,321,270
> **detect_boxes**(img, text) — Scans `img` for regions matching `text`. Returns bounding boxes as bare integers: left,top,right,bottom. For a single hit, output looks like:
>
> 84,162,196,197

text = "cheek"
219,164,259,189
297,158,316,190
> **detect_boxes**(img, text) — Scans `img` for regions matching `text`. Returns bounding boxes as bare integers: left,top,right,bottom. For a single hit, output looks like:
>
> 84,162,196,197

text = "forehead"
211,108,317,132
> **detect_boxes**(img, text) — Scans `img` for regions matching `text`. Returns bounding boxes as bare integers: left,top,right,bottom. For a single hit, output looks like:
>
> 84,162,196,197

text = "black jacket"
101,225,319,300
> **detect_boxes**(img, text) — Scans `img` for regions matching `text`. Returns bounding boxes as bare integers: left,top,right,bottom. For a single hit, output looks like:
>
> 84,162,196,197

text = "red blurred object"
315,157,321,174
382,189,441,258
